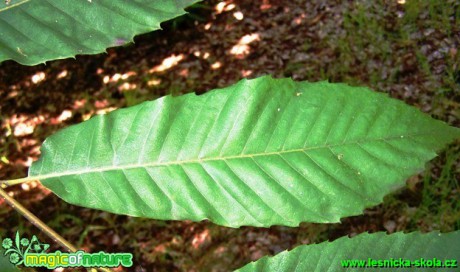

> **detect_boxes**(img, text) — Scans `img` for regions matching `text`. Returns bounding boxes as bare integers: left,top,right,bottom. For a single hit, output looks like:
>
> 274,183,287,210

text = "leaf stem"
0,132,437,189
0,176,37,187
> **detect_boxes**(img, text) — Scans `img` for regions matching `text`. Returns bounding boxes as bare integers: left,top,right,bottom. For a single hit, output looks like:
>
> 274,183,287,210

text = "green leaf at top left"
0,0,199,65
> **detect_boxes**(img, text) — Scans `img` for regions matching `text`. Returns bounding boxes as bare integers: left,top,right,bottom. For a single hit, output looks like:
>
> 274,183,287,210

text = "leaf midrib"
0,0,31,12
31,133,429,181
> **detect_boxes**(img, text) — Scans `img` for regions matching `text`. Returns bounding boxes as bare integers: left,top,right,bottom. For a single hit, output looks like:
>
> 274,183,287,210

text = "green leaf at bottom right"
236,231,460,271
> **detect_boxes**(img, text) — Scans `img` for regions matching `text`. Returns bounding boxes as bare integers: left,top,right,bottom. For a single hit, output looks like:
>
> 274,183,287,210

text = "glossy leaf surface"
29,76,460,227
236,231,460,271
0,0,198,65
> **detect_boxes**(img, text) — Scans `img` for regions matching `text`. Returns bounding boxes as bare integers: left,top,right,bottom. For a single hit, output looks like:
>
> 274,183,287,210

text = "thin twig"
0,187,112,272
0,187,77,252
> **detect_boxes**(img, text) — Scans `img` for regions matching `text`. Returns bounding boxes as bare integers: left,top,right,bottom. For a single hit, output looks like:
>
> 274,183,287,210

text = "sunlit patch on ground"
6,114,45,137
118,82,137,92
230,33,260,59
49,110,72,125
56,70,68,79
193,51,210,59
241,69,253,77
149,54,185,73
233,11,244,20
191,229,211,249
260,0,272,11
211,61,222,70
215,1,235,14
103,71,137,84
31,71,45,84
147,78,161,86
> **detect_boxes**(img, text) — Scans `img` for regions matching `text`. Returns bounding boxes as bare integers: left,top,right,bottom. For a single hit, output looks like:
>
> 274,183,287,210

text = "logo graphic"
2,231,133,269
2,231,49,266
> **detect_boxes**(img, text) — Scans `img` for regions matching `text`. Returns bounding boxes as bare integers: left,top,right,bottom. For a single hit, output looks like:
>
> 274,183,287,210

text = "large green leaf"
0,0,198,65
28,76,460,227
236,231,460,271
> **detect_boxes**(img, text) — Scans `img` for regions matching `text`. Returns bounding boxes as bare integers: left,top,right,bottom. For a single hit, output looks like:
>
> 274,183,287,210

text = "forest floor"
0,0,459,271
